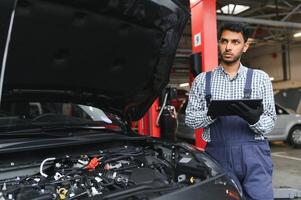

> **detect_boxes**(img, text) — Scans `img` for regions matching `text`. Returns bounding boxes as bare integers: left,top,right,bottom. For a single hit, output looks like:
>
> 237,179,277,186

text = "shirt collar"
218,63,247,79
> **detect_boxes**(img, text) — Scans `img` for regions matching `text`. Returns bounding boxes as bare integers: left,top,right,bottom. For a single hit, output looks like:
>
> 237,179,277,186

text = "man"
185,22,276,200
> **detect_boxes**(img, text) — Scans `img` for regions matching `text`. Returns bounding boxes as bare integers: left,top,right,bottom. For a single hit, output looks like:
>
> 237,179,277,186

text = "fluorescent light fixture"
190,0,200,5
179,83,189,88
270,77,274,81
294,32,301,38
247,38,256,43
219,4,250,15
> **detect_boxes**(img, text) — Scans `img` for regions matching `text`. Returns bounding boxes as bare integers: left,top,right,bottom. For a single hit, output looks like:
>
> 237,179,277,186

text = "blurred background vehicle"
267,104,301,148
274,87,301,114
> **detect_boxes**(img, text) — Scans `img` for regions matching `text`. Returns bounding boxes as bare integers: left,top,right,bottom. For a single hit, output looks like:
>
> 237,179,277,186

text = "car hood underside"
0,0,189,121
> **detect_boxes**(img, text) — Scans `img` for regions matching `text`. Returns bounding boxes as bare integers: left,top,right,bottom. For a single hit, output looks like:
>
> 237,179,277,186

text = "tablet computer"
207,99,263,117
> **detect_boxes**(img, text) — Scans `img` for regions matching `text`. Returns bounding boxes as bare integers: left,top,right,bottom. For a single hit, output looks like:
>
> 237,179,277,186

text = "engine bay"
0,140,219,200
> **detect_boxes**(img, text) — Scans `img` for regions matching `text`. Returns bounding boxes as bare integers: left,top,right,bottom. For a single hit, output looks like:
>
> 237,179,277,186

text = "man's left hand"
230,102,263,125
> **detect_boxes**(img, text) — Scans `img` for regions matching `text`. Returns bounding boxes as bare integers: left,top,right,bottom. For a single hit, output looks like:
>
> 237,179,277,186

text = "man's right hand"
229,102,263,125
208,111,217,120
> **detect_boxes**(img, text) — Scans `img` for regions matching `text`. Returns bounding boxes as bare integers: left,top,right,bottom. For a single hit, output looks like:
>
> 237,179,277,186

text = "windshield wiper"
0,124,111,138
102,185,182,200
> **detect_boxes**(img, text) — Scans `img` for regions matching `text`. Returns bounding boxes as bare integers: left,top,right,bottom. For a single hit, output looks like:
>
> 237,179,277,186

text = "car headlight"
229,178,243,198
226,189,241,200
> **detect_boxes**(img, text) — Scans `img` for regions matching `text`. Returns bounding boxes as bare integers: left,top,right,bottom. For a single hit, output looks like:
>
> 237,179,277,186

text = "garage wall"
289,45,301,81
245,44,301,82
244,45,283,81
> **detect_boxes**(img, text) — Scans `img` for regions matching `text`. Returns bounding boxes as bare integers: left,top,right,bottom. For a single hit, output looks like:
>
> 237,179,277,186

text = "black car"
0,0,242,199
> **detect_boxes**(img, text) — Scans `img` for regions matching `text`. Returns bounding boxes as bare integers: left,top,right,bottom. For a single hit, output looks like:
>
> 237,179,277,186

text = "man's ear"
243,41,249,53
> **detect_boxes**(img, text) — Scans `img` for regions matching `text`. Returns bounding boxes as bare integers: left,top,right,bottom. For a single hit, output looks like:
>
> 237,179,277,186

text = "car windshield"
275,104,292,114
0,101,115,132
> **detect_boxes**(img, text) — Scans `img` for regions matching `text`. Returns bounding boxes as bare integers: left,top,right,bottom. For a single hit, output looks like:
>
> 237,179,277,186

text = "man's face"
218,30,249,65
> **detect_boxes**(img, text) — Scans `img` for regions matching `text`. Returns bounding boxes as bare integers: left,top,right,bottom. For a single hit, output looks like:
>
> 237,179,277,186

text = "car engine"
0,142,217,200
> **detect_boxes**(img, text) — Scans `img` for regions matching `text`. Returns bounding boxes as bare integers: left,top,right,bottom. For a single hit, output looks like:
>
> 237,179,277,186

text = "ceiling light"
294,32,301,38
247,38,256,43
270,77,274,81
179,83,189,88
219,4,250,15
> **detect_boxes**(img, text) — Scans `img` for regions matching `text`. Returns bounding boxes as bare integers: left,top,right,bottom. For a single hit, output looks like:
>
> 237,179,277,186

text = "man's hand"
230,102,263,125
208,114,216,120
207,103,217,120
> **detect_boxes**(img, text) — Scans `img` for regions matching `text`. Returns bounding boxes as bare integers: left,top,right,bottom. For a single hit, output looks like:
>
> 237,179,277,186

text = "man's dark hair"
218,22,250,42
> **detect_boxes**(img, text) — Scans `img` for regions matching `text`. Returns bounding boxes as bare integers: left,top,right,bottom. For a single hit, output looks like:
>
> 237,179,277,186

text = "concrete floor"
271,142,301,190
271,142,301,199
178,138,301,198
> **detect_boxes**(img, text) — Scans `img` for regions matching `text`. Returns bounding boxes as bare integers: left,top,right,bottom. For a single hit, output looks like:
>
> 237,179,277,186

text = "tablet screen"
207,99,263,117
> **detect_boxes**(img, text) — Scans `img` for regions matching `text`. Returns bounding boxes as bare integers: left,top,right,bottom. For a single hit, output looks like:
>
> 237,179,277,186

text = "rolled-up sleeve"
185,73,215,129
249,72,276,135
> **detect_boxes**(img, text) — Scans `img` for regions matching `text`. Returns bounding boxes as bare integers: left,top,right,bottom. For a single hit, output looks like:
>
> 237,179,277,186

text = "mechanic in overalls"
185,22,276,200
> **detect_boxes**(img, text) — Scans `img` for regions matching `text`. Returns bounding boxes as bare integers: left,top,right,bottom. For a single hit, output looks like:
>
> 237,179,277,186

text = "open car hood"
0,0,189,121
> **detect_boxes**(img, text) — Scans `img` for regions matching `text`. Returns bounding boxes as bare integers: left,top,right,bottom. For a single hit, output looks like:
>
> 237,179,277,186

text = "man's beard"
220,52,242,64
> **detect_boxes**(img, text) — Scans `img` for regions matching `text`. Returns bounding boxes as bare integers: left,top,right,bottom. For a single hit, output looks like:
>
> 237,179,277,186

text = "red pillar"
190,0,218,150
138,98,160,138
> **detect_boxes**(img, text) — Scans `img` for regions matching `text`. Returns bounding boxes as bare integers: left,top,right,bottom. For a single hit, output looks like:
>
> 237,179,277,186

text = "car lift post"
137,0,219,143
190,0,218,150
137,98,160,138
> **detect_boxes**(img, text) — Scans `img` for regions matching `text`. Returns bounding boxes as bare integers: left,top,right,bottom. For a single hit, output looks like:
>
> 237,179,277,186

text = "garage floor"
271,142,301,199
271,142,301,190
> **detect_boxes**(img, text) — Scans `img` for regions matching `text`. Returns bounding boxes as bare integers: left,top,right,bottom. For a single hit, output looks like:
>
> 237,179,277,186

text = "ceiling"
217,0,301,42
176,0,301,49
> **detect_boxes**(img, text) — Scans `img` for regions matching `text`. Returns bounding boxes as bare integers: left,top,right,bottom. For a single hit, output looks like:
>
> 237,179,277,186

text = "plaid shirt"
185,64,277,142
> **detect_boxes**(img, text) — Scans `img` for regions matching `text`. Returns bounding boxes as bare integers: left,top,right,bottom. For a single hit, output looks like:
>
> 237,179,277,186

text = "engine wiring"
40,157,56,178
0,144,212,200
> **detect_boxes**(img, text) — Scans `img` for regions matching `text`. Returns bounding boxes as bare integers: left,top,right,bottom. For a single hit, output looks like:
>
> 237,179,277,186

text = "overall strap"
244,68,253,99
205,71,212,107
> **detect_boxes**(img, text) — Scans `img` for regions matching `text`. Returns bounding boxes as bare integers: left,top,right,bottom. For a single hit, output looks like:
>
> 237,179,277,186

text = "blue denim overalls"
204,69,273,200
